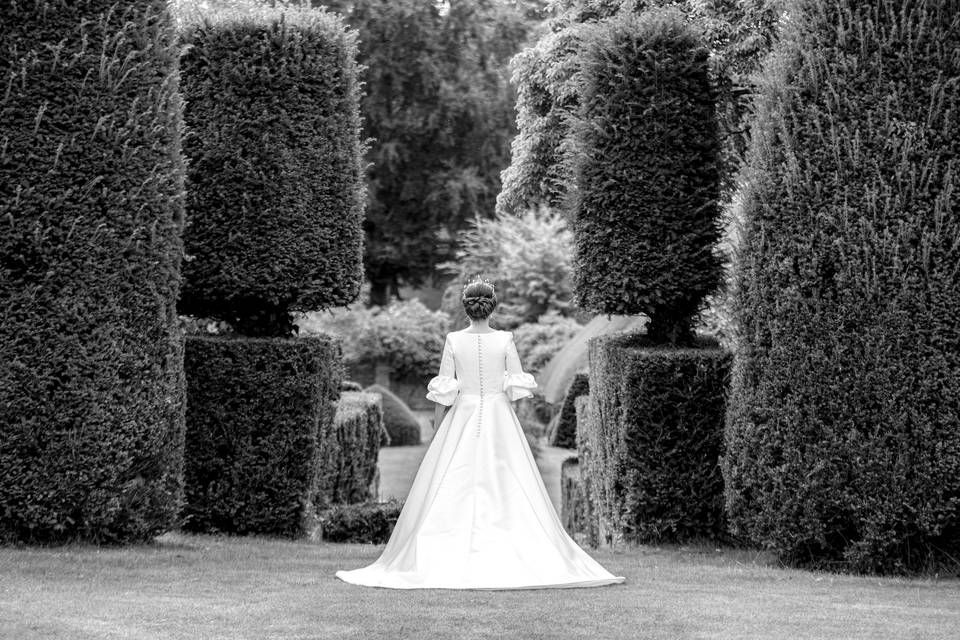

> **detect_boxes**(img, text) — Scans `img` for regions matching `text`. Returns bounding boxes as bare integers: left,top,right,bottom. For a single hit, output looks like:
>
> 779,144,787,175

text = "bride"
335,277,625,590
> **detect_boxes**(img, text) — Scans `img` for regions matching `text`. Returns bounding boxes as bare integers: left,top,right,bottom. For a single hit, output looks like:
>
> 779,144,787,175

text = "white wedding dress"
335,329,626,590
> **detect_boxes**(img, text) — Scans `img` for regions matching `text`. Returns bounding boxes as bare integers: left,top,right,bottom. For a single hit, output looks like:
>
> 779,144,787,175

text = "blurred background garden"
1,0,959,637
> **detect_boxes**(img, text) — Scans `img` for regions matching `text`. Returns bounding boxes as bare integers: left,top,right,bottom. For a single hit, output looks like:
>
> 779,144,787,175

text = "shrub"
317,391,384,510
0,0,187,543
364,385,421,447
299,298,451,381
318,499,404,544
585,332,730,545
439,207,577,329
182,334,342,536
724,0,960,574
511,311,583,376
550,372,590,449
571,7,723,344
177,2,365,336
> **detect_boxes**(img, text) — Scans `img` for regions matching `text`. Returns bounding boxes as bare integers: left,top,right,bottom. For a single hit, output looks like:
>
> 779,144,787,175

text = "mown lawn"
1,533,957,640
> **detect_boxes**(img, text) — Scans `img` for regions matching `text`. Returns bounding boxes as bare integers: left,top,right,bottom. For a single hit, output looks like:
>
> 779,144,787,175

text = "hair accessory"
462,274,495,294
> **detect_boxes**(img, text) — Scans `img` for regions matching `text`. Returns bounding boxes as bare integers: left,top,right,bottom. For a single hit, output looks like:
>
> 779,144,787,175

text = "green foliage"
551,372,590,448
497,27,584,215
571,7,723,343
0,0,187,543
560,454,598,547
724,0,960,574
177,2,365,335
182,335,342,536
327,0,531,304
511,311,583,374
299,298,452,380
364,384,421,447
695,188,747,350
439,207,576,329
499,0,658,216
688,0,785,188
572,395,600,547
585,332,730,544
318,499,404,543
318,391,384,509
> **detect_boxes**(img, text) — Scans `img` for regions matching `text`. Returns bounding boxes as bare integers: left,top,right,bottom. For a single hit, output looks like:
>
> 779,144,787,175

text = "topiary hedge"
182,334,342,536
572,395,600,548
584,332,730,545
724,0,960,574
550,372,590,449
177,3,365,336
571,7,723,344
364,384,422,447
316,391,384,510
318,499,404,544
0,0,187,544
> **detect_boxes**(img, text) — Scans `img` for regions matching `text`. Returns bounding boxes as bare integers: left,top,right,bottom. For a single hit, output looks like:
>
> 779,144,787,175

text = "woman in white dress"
335,277,625,590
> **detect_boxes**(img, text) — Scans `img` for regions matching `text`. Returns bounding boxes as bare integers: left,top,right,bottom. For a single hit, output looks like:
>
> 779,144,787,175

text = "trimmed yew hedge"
571,395,601,548
177,3,365,336
317,391,384,510
182,334,342,536
724,0,960,573
0,0,187,543
585,332,730,545
571,8,722,343
550,372,589,449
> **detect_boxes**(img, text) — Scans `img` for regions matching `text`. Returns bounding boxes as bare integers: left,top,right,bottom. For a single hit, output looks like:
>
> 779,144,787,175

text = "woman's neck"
468,318,491,332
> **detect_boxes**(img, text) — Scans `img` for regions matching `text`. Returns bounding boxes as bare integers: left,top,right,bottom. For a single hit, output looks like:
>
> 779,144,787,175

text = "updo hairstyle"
461,278,498,320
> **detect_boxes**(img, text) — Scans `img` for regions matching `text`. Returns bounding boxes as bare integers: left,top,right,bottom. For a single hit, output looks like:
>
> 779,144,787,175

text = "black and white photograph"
1,0,959,638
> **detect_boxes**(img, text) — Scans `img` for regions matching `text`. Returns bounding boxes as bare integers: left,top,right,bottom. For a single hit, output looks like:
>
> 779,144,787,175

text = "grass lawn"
1,533,957,640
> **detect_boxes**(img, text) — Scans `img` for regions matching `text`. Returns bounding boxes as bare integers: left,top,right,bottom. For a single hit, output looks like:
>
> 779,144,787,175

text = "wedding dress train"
335,329,625,590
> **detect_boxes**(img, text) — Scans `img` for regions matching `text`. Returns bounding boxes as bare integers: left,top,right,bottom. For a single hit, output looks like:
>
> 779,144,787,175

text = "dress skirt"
335,390,626,590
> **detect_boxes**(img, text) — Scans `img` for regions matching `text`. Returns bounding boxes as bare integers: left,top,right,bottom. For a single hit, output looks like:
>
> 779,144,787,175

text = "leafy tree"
498,0,642,216
500,0,784,214
321,0,534,305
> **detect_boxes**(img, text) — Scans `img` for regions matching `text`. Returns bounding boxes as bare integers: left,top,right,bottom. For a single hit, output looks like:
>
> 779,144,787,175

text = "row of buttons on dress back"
476,334,483,438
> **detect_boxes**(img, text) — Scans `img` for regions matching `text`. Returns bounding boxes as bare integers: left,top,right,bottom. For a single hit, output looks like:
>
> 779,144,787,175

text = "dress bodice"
425,330,537,405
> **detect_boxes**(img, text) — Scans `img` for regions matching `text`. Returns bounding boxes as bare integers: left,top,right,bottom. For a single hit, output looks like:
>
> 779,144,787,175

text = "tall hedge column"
0,0,187,543
724,0,960,573
569,8,728,546
178,4,364,536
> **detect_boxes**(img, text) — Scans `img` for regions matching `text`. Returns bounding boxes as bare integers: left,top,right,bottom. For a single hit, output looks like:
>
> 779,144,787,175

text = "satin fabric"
335,330,626,590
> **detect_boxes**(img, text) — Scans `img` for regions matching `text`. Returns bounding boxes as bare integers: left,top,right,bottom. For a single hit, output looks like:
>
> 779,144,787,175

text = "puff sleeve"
503,331,537,401
425,333,460,406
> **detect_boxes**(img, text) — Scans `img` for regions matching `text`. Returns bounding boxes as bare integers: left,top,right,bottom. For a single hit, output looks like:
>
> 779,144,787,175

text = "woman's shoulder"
448,329,509,339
